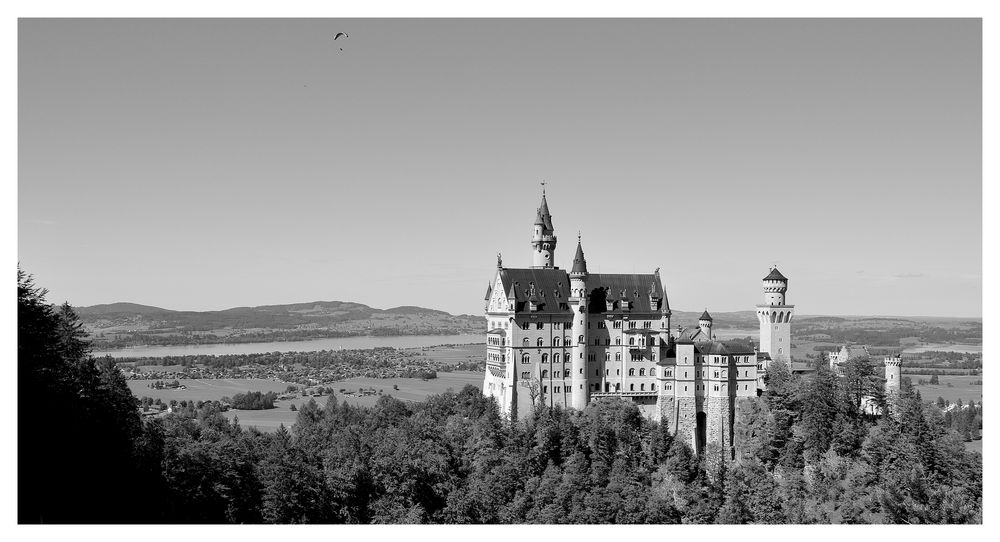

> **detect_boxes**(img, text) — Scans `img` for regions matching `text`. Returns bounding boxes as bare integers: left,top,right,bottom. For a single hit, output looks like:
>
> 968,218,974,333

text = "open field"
221,371,483,430
909,374,983,405
128,378,291,402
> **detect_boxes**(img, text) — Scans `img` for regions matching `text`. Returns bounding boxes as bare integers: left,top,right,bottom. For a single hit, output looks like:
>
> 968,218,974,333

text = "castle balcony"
591,391,659,399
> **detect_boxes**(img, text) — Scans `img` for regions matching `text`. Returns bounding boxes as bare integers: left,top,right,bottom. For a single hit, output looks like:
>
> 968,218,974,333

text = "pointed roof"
571,238,588,274
484,283,493,301
699,309,713,322
764,267,787,281
535,193,554,231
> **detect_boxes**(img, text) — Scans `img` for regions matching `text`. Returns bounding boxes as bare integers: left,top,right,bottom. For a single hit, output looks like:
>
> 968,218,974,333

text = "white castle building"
482,191,793,454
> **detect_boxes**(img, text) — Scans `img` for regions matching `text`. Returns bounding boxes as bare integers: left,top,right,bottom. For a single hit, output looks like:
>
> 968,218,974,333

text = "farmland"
909,374,983,405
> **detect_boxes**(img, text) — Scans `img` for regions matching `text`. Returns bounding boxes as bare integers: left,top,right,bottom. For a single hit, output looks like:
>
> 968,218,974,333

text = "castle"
482,191,794,454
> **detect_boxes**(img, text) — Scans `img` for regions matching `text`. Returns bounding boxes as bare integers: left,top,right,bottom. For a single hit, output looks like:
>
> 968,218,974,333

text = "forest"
18,269,982,524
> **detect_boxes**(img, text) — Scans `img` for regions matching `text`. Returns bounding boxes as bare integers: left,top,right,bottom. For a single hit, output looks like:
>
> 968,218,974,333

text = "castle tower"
884,354,902,398
756,267,794,366
699,310,713,340
569,236,589,410
530,189,557,269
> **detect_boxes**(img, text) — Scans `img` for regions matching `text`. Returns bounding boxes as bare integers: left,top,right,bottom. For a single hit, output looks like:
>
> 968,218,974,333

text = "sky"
18,18,982,318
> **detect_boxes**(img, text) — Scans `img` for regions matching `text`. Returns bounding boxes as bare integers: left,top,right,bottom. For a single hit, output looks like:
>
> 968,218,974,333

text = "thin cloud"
892,272,925,279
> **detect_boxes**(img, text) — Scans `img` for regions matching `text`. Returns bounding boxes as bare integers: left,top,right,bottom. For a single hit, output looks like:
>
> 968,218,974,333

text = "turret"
756,267,794,366
530,190,557,268
698,310,713,340
569,235,589,411
762,267,788,306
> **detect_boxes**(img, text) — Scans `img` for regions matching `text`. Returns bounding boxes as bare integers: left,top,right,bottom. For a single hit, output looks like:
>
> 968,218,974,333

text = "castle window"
555,386,560,393
536,322,543,330
598,321,606,329
628,368,635,376
588,353,595,362
714,371,719,378
629,337,635,346
522,322,530,330
605,369,609,376
605,383,610,392
523,338,529,346
714,385,719,391
553,322,560,330
578,335,584,343
639,368,646,376
616,369,620,375
616,337,621,345
537,338,544,347
641,384,645,391
595,369,600,376
605,339,610,346
541,354,548,363
521,372,530,379
613,321,622,329
615,353,622,361
684,386,688,392
554,337,560,347
522,354,530,364
605,352,610,361
553,353,560,363
615,383,621,391
593,338,599,346
554,370,560,378
667,370,671,377
543,385,548,393
630,384,635,391
542,370,548,378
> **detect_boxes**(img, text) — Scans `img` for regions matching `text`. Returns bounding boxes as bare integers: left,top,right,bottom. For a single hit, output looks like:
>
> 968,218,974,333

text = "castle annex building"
482,192,792,454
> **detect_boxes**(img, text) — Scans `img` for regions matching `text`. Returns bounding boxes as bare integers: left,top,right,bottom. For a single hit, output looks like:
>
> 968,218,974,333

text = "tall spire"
571,234,588,275
536,192,553,232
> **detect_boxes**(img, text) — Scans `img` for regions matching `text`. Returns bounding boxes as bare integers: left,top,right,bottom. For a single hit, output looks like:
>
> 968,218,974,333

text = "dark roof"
571,241,588,274
586,273,668,314
484,284,493,301
497,268,668,315
676,327,708,342
763,267,788,281
699,310,713,321
695,341,756,356
498,268,572,315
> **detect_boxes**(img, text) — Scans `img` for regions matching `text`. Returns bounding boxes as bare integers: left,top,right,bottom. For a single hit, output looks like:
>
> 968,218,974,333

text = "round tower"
698,310,713,340
762,268,788,306
569,236,589,410
756,267,794,366
530,190,557,269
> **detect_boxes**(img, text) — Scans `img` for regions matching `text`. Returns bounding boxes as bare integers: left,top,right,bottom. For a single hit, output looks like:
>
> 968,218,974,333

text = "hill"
79,300,484,349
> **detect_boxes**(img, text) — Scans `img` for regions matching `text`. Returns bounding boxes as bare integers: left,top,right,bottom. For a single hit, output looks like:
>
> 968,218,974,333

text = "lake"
94,333,481,358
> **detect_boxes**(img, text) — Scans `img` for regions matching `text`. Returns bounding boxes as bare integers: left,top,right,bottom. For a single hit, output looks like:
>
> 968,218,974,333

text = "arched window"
522,354,530,364
553,337,560,347
629,337,635,346
616,337,621,345
537,337,544,347
541,353,548,363
630,383,635,391
578,335,584,343
651,383,656,391
553,353,560,363
522,338,529,346
615,352,622,361
605,352,610,361
639,368,645,376
604,383,610,392
650,368,656,377
541,370,548,378
771,311,777,322
615,383,621,391
628,368,635,376
640,383,645,391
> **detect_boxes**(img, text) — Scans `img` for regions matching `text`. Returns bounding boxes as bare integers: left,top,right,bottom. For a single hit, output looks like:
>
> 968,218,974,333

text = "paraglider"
333,32,349,52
